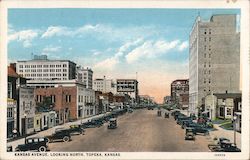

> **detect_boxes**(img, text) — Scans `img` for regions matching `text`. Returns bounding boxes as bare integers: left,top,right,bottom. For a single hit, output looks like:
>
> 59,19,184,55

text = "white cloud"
43,46,61,52
8,29,39,48
93,57,119,70
178,41,188,51
126,39,181,63
93,38,144,70
41,26,69,38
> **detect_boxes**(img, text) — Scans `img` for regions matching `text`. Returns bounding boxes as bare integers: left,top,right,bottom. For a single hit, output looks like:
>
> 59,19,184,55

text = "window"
227,108,231,115
44,116,46,125
19,65,23,68
37,120,39,125
209,37,211,41
204,37,206,42
208,79,211,83
63,64,67,67
66,95,71,103
8,82,12,98
204,62,206,67
204,53,206,58
34,139,38,143
27,139,33,143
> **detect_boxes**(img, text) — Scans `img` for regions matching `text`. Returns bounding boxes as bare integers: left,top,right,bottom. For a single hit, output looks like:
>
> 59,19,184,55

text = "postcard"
0,0,249,159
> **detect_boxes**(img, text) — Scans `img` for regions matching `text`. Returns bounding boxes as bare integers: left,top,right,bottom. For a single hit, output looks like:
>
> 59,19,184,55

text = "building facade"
7,66,18,138
76,66,93,89
189,14,240,115
171,79,189,109
16,55,76,81
18,87,36,136
93,77,116,94
34,86,77,124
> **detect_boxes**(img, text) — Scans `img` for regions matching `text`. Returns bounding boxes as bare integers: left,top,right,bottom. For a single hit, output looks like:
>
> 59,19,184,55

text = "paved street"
49,109,210,152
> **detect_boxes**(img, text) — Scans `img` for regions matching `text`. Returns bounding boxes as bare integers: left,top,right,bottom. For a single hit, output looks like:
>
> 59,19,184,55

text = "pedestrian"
12,128,17,138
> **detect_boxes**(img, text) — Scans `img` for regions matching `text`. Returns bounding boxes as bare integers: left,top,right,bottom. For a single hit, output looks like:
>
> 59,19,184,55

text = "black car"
69,125,85,135
82,119,102,128
185,128,195,140
181,120,193,129
15,137,49,152
176,116,190,124
107,118,117,129
7,145,13,152
192,125,209,135
47,129,71,142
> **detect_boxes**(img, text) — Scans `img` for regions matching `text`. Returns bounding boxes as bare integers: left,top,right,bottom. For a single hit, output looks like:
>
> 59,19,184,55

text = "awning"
202,111,209,114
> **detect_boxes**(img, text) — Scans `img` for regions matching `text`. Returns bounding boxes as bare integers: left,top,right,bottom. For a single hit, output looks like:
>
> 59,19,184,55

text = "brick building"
34,86,77,124
171,79,189,109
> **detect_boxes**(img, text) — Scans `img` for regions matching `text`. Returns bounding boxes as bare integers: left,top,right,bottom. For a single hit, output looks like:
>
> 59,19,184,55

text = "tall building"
76,66,93,89
171,79,189,109
16,55,76,81
189,14,240,115
93,76,116,94
116,79,138,103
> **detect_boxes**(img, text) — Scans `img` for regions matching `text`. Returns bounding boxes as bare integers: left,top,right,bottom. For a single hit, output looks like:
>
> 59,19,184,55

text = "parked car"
157,110,162,116
15,137,49,152
107,118,117,129
208,138,241,152
82,119,102,128
185,128,195,140
7,145,13,152
69,125,85,135
46,129,71,142
177,117,190,124
192,125,209,135
181,120,193,129
128,108,134,113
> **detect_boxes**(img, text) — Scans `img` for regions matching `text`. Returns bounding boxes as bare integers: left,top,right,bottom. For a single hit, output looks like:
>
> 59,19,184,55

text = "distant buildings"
93,76,116,94
16,55,76,81
76,66,93,89
189,14,240,115
171,79,189,109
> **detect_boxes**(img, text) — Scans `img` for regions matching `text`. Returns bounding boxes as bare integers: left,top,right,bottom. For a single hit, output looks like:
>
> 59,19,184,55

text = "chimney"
10,63,16,71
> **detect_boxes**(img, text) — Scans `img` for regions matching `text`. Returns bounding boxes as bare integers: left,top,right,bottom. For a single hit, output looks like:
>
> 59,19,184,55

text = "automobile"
128,108,133,113
15,137,49,152
164,112,169,118
147,106,154,110
82,119,103,128
69,125,85,135
181,120,193,129
107,118,117,129
208,139,241,152
171,110,180,116
192,125,209,135
185,127,195,140
157,110,162,116
46,129,71,142
177,117,190,124
190,113,197,120
7,145,12,152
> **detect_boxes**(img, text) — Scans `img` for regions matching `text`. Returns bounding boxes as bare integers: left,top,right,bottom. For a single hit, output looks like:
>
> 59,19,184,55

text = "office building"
189,14,240,115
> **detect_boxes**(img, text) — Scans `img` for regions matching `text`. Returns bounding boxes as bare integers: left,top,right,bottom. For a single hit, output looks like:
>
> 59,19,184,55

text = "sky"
8,9,240,103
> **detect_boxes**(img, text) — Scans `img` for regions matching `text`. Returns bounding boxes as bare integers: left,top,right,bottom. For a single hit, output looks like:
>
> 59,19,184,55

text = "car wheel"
63,136,70,142
38,146,46,152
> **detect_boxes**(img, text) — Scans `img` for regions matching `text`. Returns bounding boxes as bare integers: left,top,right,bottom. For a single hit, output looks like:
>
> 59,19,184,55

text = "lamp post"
233,115,237,145
23,113,27,142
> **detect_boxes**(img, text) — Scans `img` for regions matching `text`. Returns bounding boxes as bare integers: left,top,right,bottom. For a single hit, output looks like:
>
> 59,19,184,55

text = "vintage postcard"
0,0,249,159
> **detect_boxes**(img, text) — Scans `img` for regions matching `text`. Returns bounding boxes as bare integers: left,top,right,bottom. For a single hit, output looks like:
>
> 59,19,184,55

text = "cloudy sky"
8,9,240,103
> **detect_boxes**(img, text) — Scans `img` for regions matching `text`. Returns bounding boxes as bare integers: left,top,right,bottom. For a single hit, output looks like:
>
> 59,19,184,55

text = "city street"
49,109,210,152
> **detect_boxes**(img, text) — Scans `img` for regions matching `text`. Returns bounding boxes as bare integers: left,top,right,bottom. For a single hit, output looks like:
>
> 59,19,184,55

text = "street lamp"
23,113,27,142
233,115,237,145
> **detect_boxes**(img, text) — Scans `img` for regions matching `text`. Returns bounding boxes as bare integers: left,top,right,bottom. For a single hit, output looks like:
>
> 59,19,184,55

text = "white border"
0,0,249,160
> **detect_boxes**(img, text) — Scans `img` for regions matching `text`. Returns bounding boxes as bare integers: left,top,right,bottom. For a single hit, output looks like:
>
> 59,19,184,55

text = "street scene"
6,8,242,153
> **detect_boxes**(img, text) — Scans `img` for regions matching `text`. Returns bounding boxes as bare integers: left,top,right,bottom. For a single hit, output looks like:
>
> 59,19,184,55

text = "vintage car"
181,120,193,129
192,125,209,136
208,138,241,152
82,119,103,128
46,129,71,142
107,118,117,129
164,112,169,118
69,125,85,135
15,137,49,152
128,108,134,113
7,145,13,152
157,110,162,117
185,128,195,140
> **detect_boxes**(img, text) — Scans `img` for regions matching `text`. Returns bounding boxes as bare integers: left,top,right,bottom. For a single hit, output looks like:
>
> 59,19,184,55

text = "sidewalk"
7,113,108,150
